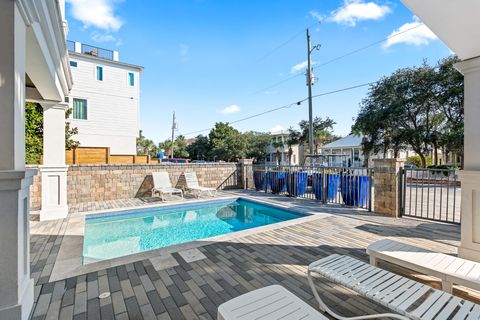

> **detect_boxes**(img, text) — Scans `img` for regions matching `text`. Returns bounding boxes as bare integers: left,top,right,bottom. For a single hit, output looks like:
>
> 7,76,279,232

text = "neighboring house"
266,131,304,165
67,41,143,155
319,134,416,167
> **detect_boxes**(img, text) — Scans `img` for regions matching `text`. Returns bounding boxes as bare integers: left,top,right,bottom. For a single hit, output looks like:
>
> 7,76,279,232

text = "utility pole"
306,28,320,162
171,112,176,159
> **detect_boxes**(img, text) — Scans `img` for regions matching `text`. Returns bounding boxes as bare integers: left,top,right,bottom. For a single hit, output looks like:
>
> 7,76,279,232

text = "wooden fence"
65,147,151,164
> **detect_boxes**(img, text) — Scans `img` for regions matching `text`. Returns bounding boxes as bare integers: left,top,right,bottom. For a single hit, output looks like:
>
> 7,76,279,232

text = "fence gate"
401,168,461,224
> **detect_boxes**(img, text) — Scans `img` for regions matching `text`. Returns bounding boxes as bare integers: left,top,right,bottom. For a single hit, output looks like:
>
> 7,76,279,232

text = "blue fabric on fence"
341,175,369,207
266,171,287,194
312,174,340,201
287,172,308,196
253,171,266,191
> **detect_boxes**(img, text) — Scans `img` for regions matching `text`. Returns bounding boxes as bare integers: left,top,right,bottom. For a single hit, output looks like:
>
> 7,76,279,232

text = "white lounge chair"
151,172,183,201
308,254,480,320
183,171,216,198
218,285,328,320
367,238,480,293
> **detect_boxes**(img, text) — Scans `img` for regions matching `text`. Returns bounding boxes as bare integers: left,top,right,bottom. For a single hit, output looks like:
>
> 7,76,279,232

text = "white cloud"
329,0,391,26
179,44,189,57
91,31,122,45
67,0,123,32
291,61,308,74
309,10,324,22
219,105,240,114
383,20,438,48
270,125,285,133
291,60,317,74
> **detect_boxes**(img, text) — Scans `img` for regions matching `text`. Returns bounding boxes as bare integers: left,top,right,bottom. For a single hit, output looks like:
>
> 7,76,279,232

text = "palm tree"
286,129,301,165
271,141,284,165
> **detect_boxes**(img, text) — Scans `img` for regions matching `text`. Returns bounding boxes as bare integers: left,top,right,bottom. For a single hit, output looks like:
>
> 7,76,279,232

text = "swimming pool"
83,198,303,263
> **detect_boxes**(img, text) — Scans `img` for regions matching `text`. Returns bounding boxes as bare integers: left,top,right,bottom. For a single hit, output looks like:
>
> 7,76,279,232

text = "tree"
244,131,272,163
298,116,336,154
136,130,158,158
436,56,464,166
352,57,464,168
173,135,189,158
209,122,247,161
25,103,44,164
187,135,210,160
25,102,80,164
65,108,80,150
286,128,301,165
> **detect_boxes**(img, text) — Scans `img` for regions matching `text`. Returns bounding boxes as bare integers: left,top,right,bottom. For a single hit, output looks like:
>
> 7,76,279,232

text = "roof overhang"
401,0,480,60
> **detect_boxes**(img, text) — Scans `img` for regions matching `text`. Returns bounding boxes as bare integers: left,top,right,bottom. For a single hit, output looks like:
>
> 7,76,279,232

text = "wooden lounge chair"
218,285,328,320
183,171,216,198
151,172,183,201
367,238,480,293
308,254,480,320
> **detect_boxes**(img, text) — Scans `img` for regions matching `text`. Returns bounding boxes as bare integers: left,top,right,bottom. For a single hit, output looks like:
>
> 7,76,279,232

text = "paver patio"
30,191,468,320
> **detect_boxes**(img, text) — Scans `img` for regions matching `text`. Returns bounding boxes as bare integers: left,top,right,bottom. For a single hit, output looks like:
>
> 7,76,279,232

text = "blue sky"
65,0,451,143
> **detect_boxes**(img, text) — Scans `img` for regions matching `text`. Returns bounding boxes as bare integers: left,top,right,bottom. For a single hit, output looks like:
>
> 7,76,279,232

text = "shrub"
406,155,433,168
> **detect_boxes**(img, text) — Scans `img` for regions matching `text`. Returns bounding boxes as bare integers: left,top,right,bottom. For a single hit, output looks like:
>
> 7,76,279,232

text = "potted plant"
340,174,370,207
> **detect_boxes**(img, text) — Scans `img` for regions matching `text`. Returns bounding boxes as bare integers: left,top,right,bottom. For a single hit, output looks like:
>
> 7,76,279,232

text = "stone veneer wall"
373,158,405,217
29,163,240,209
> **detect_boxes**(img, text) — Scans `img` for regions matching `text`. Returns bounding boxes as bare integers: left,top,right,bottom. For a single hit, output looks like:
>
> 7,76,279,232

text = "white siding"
67,55,141,154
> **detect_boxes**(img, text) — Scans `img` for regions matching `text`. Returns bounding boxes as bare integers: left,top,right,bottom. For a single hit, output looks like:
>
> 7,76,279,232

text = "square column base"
458,171,480,261
0,170,35,320
0,279,34,320
39,165,68,221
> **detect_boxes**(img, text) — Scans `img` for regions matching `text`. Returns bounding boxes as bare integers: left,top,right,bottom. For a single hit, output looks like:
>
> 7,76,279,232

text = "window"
128,72,134,86
69,61,77,67
73,98,87,120
96,66,103,81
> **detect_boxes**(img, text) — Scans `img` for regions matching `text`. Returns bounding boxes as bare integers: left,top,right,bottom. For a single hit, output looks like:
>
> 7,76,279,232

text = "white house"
67,41,143,155
266,131,304,165
319,134,415,167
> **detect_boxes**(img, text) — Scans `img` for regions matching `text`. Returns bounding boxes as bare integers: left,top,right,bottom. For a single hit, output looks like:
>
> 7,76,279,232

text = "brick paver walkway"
30,192,462,320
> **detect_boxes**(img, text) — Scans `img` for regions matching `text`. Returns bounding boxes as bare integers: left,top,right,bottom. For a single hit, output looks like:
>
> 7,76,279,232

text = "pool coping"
50,194,332,282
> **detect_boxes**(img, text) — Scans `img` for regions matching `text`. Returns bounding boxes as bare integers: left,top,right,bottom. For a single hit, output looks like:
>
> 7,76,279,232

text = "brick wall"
29,163,240,209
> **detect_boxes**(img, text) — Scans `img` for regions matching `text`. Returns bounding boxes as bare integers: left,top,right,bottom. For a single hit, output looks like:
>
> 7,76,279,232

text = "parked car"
161,158,189,164
404,163,418,169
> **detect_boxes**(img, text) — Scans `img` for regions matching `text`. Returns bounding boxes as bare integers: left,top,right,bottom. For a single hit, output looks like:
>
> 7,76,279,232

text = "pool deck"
30,190,470,319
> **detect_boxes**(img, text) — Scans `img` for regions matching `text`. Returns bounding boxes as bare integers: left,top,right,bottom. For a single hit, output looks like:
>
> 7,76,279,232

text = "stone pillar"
373,158,405,217
0,2,34,319
39,102,69,221
238,159,254,189
455,57,480,261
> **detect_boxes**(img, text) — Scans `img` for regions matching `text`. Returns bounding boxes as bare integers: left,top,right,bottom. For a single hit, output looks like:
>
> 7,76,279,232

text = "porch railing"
246,164,373,210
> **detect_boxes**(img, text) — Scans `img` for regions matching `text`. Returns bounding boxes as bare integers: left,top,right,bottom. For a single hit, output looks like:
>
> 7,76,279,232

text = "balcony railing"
67,40,75,52
66,40,114,61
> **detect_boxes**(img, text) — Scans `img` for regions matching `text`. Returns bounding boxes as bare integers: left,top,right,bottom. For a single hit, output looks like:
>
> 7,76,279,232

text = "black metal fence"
401,168,461,224
246,164,373,210
217,169,241,190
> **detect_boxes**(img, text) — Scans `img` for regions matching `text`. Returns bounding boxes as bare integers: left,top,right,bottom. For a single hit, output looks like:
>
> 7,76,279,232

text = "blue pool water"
83,199,303,262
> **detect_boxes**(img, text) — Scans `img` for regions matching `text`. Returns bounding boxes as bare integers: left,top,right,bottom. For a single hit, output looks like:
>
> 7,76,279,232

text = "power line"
251,23,424,95
254,21,320,63
180,80,376,137
312,23,425,70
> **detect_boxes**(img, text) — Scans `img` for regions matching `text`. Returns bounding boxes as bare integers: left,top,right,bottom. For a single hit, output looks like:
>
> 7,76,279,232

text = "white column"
0,1,34,319
39,103,69,221
455,57,480,261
